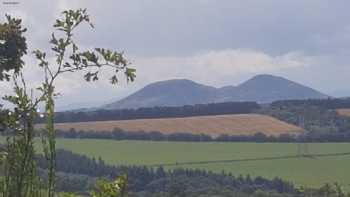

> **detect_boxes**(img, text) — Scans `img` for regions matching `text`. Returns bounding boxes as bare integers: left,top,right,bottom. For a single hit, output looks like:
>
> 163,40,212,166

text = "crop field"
337,108,350,117
54,139,350,190
36,114,303,137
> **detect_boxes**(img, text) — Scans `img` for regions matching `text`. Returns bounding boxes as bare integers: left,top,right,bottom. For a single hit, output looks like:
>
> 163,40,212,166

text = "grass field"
36,114,303,137
54,139,350,190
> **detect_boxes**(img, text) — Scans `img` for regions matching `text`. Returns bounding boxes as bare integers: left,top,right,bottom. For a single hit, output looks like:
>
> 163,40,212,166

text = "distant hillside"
103,74,328,109
36,114,303,137
218,75,329,103
104,79,217,109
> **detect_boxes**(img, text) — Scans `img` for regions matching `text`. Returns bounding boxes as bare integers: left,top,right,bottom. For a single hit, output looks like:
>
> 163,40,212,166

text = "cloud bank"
1,0,350,110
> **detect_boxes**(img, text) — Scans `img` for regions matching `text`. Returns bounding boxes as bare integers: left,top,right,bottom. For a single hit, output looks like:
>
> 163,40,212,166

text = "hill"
103,74,328,109
103,79,218,109
36,114,303,137
218,75,329,103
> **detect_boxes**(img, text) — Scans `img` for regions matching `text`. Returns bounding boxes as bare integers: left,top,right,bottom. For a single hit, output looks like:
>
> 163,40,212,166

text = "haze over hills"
103,74,329,110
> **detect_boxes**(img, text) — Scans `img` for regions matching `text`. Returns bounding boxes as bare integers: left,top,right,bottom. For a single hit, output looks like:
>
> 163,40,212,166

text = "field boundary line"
148,152,350,167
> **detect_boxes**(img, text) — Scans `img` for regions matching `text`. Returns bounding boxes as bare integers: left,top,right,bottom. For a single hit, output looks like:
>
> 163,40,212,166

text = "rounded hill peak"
248,74,286,81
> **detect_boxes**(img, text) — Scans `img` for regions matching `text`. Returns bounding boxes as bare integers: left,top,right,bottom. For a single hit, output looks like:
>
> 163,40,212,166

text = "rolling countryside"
2,2,350,195
53,139,350,191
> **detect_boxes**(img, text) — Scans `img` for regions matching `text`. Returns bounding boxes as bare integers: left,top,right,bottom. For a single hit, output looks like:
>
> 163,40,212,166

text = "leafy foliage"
0,15,27,81
0,8,136,197
91,176,128,197
33,8,136,86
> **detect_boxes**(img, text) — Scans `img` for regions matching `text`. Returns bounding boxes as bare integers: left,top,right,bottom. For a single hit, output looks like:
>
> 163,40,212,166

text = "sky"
1,0,350,110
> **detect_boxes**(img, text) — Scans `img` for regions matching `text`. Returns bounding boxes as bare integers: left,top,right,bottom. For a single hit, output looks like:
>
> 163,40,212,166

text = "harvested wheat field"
336,108,350,117
37,114,303,137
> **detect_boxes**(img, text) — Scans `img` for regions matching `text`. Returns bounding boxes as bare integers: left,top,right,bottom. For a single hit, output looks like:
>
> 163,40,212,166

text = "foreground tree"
0,15,27,81
0,15,39,197
0,9,135,197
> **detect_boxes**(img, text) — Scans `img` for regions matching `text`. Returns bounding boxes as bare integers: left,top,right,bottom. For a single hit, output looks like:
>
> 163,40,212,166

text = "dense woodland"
270,98,350,109
260,99,350,137
40,102,260,123
53,128,350,142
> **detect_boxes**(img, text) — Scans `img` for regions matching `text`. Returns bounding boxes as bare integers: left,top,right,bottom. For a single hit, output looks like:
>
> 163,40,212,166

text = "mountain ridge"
103,74,329,109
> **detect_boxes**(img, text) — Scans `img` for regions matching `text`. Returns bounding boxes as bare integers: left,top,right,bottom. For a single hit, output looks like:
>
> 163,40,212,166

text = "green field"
52,139,350,190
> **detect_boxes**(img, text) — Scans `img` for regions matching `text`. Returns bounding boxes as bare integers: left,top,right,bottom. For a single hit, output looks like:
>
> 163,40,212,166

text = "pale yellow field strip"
36,114,303,137
337,108,350,117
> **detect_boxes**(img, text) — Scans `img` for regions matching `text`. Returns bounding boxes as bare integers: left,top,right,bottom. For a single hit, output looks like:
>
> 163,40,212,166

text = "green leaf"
125,68,136,82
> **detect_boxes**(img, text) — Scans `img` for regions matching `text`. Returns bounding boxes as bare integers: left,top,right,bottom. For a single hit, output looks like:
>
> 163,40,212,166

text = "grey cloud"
2,0,350,56
1,0,350,110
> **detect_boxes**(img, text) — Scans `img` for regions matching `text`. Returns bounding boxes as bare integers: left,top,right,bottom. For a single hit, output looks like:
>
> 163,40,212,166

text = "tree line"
37,102,260,123
52,128,350,142
271,98,350,109
38,98,350,125
260,101,350,135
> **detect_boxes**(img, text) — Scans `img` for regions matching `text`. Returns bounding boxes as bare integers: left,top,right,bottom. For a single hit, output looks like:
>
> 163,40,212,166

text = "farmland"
36,114,302,137
337,108,350,117
54,139,350,190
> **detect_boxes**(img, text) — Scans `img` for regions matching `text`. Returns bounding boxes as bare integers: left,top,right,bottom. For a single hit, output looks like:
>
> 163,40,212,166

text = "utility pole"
297,115,309,157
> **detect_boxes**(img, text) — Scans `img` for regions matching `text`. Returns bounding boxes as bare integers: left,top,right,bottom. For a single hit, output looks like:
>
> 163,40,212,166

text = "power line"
149,152,350,167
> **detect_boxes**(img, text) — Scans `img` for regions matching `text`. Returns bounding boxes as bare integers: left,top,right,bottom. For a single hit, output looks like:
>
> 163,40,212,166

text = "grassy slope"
55,139,350,190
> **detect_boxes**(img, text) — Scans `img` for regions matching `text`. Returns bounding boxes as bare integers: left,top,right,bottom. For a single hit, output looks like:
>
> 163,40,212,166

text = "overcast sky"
1,0,350,110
